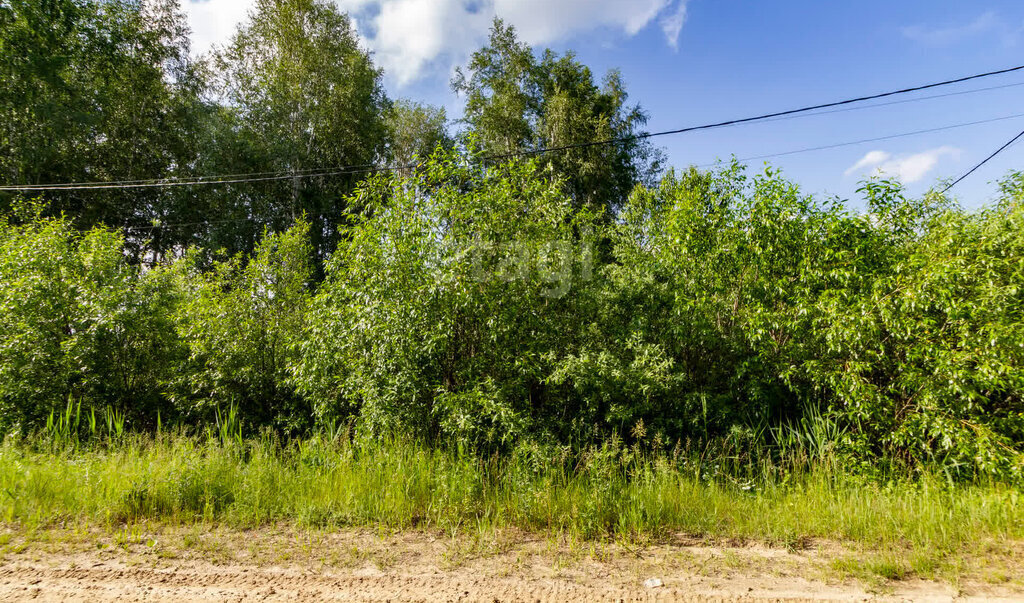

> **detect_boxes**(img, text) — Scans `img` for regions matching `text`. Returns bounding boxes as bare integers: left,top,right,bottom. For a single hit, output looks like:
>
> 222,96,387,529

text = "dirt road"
0,526,1019,601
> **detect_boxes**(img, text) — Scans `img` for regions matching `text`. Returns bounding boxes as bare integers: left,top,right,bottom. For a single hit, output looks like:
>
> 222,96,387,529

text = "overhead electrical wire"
0,165,396,191
2,63,1023,193
701,112,1024,167
941,129,1024,193
0,158,394,190
18,78,1024,192
115,112,1024,233
755,80,1024,124
5,163,383,189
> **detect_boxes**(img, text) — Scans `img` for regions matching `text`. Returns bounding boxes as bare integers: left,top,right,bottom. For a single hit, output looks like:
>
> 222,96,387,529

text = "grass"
0,430,1021,594
0,430,1020,561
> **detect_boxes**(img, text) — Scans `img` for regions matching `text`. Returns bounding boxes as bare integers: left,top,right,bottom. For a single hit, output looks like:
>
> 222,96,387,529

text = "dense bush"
0,210,180,429
0,153,1022,480
170,221,313,432
294,155,603,444
816,198,1024,478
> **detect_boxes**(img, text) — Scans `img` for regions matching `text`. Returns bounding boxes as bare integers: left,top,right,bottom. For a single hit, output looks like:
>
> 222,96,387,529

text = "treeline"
0,0,659,265
2,150,1023,480
2,0,1023,480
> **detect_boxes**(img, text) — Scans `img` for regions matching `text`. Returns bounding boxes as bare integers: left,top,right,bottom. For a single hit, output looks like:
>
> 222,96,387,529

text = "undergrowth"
1,428,1019,555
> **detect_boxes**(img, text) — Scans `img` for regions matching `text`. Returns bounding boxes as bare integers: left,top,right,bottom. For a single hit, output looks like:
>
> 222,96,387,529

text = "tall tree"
210,0,389,269
0,0,201,243
386,99,452,167
453,19,663,214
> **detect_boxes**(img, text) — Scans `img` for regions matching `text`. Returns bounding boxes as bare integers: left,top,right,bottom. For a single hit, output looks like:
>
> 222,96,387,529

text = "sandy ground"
0,526,1021,602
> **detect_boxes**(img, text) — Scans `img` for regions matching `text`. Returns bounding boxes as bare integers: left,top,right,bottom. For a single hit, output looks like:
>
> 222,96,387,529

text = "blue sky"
184,0,1024,208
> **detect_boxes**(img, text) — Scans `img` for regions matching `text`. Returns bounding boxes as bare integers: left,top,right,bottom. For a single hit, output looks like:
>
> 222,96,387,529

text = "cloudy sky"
182,0,1024,207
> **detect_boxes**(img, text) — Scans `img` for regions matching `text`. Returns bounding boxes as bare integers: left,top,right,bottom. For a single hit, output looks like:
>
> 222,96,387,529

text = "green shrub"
0,213,180,431
294,148,603,445
557,164,875,443
1,160,1022,481
815,197,1024,479
170,220,313,432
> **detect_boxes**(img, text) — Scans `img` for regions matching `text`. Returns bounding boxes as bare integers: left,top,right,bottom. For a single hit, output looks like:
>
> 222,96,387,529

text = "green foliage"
548,163,842,441
0,0,203,242
453,19,663,214
1,151,1023,481
385,99,453,167
0,214,180,431
289,147,1024,479
295,147,602,446
815,197,1024,479
171,220,313,432
209,0,390,268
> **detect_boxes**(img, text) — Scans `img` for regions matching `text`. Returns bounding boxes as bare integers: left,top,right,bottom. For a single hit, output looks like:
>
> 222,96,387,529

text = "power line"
756,80,1024,125
0,163,413,192
702,112,1024,167
0,164,407,192
2,63,1024,192
123,112,1024,233
485,63,1024,162
941,129,1024,193
8,163,383,189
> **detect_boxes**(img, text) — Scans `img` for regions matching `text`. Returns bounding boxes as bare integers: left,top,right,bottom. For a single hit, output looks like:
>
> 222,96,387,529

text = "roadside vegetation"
3,152,1023,483
0,1,1021,580
3,427,1021,556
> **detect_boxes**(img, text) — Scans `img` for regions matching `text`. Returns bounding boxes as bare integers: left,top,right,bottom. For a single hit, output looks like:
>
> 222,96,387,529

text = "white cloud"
902,11,1020,47
180,0,254,56
844,150,891,176
845,147,961,184
492,0,671,45
660,1,687,50
180,0,690,85
338,0,494,85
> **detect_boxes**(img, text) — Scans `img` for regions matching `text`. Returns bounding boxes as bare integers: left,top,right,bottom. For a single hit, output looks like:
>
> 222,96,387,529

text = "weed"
0,432,1020,561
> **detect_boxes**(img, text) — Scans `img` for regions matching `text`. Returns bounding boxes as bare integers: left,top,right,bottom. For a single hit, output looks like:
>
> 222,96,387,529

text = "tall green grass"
0,430,1020,554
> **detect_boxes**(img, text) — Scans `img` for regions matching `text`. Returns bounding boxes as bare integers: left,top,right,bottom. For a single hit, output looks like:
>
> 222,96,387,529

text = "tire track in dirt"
0,563,849,602
0,527,1016,602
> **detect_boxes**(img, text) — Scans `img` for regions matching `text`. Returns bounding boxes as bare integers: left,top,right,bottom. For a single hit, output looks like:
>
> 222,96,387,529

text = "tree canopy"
0,0,200,243
1,5,667,258
453,19,663,214
209,0,389,267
